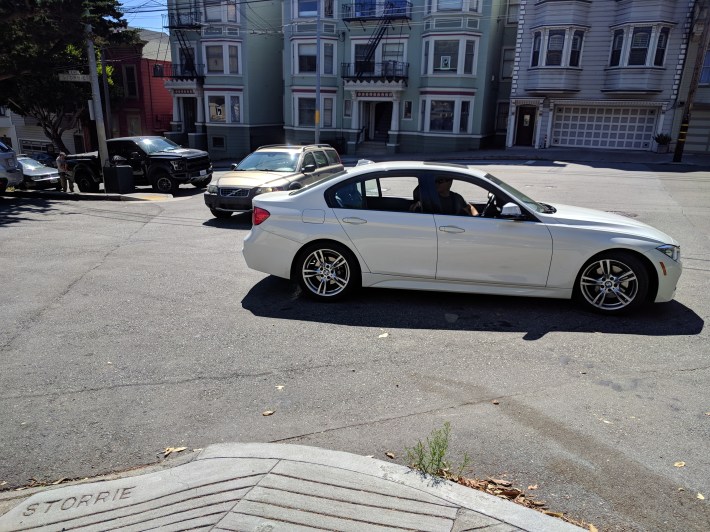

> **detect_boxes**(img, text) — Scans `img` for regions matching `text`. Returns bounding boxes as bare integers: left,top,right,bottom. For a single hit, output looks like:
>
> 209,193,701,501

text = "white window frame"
422,36,478,76
202,42,242,75
293,39,337,75
506,0,520,24
431,0,480,13
351,38,408,71
419,95,474,133
205,92,243,124
205,1,239,24
294,0,334,19
529,27,586,68
608,24,673,68
294,94,337,128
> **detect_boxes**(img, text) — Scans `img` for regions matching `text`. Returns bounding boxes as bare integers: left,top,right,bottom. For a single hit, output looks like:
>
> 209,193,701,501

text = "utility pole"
85,18,109,175
100,49,113,138
315,3,321,144
673,0,710,162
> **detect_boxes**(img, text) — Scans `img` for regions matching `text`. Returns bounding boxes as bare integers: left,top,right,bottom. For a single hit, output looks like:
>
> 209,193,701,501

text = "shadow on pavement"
0,196,60,226
202,211,252,229
242,276,703,340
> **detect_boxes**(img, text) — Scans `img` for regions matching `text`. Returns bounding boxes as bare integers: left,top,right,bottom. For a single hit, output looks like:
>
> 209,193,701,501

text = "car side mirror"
302,163,317,173
288,182,302,190
231,163,238,170
500,202,524,219
129,152,141,160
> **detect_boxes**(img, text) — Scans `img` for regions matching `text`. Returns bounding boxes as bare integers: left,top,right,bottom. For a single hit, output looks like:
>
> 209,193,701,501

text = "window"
206,45,224,73
439,0,462,10
229,45,239,74
355,44,374,75
701,50,710,85
344,99,352,117
298,98,316,126
298,43,317,72
501,48,514,79
420,96,474,133
609,25,672,68
324,43,334,74
123,65,138,98
530,27,586,68
459,101,470,133
208,96,225,122
507,0,520,24
403,100,413,120
297,0,317,17
424,37,478,75
430,101,454,131
212,136,225,149
429,0,479,13
323,98,333,127
230,95,241,122
205,1,238,23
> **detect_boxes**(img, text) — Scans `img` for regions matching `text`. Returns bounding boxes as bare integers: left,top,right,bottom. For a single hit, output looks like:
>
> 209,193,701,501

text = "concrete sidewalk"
0,443,583,531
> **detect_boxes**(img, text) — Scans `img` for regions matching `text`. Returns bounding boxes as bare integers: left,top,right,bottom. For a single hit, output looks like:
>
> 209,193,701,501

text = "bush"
654,133,672,145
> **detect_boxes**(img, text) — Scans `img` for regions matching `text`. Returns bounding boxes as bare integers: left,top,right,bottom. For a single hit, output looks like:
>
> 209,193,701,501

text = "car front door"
424,174,553,286
329,172,438,278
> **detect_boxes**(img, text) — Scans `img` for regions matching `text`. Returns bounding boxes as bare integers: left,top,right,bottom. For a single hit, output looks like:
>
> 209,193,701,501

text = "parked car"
204,144,343,218
66,136,213,194
243,161,682,315
0,140,22,194
17,156,61,190
27,152,58,168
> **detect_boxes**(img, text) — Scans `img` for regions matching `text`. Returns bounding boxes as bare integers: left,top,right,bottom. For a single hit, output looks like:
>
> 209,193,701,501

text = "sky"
119,0,167,32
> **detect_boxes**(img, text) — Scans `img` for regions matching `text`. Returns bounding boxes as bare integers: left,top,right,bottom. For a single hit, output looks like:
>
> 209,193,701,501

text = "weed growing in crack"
405,421,470,478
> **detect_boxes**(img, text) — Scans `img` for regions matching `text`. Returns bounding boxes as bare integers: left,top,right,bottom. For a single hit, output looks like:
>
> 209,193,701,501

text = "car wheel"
75,172,99,193
152,172,177,194
192,177,212,188
575,251,649,315
295,242,360,301
210,208,232,219
0,183,7,195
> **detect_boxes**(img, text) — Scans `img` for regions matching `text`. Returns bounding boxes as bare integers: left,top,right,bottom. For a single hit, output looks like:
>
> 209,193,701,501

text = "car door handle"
342,217,367,225
439,226,465,233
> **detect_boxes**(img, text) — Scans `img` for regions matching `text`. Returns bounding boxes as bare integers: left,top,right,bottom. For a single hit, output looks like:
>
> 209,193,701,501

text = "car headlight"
206,184,218,194
255,186,285,195
657,244,680,262
170,160,186,171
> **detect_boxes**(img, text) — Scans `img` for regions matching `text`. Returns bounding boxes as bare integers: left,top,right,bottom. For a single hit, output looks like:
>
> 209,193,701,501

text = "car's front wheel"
575,251,649,314
152,172,177,194
295,242,360,301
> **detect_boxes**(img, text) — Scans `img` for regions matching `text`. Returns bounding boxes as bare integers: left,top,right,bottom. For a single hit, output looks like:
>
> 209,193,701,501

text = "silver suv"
0,141,21,194
204,144,343,218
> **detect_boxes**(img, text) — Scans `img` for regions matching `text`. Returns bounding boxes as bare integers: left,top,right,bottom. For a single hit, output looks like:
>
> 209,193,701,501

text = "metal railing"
341,61,409,80
341,1,412,20
153,63,205,80
166,11,202,28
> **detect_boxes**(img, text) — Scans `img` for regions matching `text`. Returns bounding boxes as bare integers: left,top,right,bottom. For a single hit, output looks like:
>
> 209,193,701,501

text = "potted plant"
654,133,672,153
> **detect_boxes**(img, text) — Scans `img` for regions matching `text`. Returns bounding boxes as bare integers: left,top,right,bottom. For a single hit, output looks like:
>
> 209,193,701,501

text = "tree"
0,1,138,151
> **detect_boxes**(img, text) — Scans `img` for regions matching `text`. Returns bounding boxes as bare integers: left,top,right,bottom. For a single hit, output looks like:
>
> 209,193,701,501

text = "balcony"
341,1,412,22
153,63,205,81
341,61,409,82
524,68,581,94
602,68,665,94
166,11,203,29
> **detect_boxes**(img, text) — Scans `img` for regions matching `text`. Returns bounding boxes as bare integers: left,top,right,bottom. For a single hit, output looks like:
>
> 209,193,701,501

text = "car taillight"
253,207,270,225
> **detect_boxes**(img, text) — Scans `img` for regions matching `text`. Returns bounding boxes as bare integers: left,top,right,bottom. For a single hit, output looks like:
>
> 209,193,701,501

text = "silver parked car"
17,156,62,190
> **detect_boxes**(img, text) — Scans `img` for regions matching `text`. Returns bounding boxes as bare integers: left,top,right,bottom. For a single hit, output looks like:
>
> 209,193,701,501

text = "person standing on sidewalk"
56,152,74,192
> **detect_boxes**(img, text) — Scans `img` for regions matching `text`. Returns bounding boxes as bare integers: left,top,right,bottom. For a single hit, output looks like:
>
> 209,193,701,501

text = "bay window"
205,1,238,23
204,43,242,75
530,27,586,68
296,95,336,128
428,0,480,13
295,41,336,75
206,93,242,123
423,37,478,75
206,46,223,73
296,0,333,18
608,24,673,68
420,95,474,133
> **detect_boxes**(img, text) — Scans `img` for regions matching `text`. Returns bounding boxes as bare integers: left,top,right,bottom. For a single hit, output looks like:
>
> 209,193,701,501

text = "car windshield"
136,138,180,154
0,141,12,153
235,151,298,172
485,173,548,213
19,158,44,170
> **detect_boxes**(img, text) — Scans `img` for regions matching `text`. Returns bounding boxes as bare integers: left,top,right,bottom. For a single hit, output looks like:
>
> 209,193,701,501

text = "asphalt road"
1,160,709,531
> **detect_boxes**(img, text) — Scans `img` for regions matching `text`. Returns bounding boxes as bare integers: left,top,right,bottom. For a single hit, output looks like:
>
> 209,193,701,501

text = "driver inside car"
410,177,480,216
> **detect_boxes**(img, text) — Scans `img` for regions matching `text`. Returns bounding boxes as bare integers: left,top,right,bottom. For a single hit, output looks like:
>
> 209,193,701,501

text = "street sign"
59,73,91,82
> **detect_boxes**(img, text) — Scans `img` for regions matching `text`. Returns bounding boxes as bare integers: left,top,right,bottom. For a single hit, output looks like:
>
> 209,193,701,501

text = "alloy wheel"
579,257,640,312
301,248,351,298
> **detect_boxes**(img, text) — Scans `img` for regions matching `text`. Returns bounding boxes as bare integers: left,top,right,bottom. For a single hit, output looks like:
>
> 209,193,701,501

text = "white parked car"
243,161,682,315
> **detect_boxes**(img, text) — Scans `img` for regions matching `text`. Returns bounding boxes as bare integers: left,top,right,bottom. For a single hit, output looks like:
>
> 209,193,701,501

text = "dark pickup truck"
66,136,212,194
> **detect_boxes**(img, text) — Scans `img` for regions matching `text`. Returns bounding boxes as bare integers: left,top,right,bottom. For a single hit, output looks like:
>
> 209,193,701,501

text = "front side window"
206,45,224,73
531,28,586,68
298,97,316,126
609,25,671,67
208,95,226,122
629,27,652,66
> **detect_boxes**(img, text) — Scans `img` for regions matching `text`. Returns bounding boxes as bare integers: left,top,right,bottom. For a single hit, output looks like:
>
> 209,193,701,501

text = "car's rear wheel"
152,172,177,194
296,242,359,301
575,251,649,314
75,172,99,193
210,208,232,219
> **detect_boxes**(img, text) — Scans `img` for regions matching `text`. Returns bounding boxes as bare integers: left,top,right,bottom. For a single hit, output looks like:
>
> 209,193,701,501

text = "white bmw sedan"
243,161,682,315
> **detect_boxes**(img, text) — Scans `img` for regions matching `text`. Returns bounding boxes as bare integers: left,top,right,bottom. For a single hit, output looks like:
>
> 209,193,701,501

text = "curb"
4,190,173,202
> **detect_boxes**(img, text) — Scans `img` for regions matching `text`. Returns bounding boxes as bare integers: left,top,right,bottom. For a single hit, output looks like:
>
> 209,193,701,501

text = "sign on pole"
59,73,91,82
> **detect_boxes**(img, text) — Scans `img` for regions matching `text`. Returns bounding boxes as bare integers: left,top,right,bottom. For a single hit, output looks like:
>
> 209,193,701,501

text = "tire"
295,242,360,301
152,172,178,194
210,208,232,219
575,251,649,315
192,177,212,188
75,172,99,193
0,183,6,195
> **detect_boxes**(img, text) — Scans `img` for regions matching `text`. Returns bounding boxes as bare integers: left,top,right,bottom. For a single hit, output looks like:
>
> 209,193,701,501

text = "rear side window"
325,149,341,165
312,150,329,167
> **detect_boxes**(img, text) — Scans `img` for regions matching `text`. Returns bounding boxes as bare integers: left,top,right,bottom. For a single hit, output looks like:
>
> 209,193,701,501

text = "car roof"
255,144,335,153
343,160,487,177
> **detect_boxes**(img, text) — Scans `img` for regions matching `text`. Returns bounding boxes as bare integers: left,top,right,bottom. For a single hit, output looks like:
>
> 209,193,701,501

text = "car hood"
216,171,293,188
152,148,207,159
22,167,59,179
542,203,678,245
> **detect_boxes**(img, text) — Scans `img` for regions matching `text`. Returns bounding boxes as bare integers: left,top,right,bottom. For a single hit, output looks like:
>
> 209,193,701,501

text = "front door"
183,98,197,133
515,106,536,146
374,102,392,142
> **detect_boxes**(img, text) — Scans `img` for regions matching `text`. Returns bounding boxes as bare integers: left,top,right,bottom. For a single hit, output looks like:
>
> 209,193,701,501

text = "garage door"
551,106,658,150
685,109,710,154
